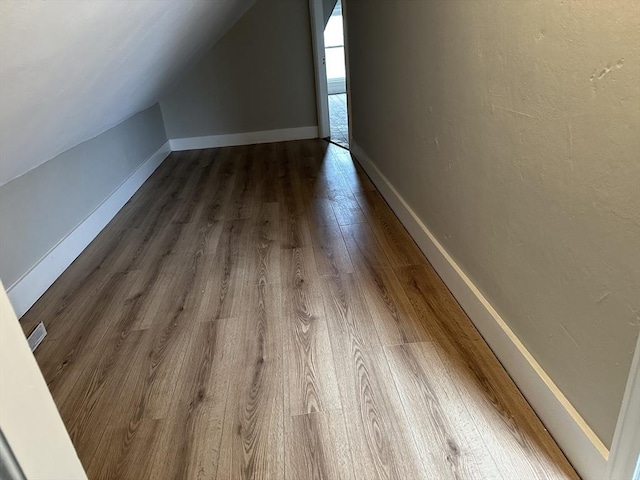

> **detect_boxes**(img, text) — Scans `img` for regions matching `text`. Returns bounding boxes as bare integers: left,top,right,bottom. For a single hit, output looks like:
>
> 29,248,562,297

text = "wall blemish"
560,323,581,348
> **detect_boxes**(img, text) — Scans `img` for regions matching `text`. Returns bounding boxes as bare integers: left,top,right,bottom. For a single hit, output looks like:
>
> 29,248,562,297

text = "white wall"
0,105,167,296
160,0,318,141
0,0,255,186
346,0,639,448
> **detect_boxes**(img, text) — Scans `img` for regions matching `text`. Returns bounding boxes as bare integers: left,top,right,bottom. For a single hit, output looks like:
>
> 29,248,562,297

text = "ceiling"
0,0,255,185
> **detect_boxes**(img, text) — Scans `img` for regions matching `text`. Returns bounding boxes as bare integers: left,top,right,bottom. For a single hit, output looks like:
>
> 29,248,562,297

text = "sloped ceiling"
0,0,255,185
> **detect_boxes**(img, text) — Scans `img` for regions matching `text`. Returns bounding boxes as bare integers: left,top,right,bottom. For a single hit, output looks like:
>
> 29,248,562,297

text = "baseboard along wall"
169,126,319,151
349,141,609,480
7,141,172,318
7,132,611,479
8,126,320,317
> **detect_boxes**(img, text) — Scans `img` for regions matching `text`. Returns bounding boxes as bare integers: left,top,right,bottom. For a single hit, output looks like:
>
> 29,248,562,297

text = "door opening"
324,0,349,149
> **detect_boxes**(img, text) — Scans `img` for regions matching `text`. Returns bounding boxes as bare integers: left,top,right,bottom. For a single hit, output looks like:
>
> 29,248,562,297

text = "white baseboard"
7,141,172,318
8,125,317,317
607,334,640,480
169,126,319,151
350,142,609,480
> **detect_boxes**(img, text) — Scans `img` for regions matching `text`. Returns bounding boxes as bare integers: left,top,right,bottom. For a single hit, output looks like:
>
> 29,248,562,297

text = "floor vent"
27,322,47,352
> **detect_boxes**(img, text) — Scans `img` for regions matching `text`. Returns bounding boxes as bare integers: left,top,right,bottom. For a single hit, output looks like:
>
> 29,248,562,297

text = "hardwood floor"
22,140,579,479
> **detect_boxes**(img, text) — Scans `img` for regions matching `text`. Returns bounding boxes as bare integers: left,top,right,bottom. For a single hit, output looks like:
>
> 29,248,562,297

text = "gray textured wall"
0,105,167,288
346,0,639,447
160,0,317,140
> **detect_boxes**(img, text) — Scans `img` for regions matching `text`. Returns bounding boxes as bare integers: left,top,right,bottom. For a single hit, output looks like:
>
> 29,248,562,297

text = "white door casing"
0,282,86,479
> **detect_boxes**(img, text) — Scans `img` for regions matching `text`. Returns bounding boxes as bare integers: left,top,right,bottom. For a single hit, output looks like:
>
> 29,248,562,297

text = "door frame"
308,0,352,145
0,283,86,479
308,0,330,138
342,0,354,147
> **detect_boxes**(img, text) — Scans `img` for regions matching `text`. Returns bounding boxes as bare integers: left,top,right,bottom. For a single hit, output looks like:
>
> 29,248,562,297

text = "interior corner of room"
0,1,638,480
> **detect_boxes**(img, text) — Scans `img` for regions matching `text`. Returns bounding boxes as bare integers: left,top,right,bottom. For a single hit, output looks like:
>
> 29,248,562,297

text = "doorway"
324,0,349,148
309,0,350,150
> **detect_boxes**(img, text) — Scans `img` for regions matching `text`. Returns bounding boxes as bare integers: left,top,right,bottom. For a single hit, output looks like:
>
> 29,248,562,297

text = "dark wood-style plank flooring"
22,140,579,479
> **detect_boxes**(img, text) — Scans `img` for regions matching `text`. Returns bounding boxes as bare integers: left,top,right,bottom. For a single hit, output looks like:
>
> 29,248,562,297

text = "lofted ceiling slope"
0,0,255,185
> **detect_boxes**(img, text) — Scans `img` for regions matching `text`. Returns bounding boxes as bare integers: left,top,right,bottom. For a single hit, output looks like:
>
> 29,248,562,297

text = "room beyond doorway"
328,93,348,148
324,0,349,149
